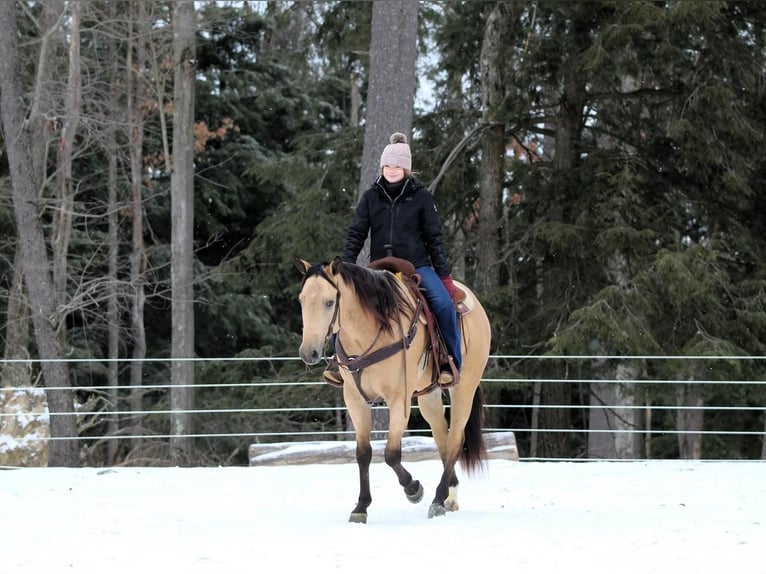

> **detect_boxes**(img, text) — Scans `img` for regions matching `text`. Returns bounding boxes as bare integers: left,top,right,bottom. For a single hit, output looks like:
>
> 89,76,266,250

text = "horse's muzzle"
299,345,322,366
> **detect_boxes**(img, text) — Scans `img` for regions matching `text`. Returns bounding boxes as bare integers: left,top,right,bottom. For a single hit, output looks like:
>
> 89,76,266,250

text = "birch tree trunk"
170,0,197,461
0,2,78,466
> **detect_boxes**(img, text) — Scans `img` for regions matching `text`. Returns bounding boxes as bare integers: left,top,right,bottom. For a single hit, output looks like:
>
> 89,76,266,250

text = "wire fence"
1,354,765,463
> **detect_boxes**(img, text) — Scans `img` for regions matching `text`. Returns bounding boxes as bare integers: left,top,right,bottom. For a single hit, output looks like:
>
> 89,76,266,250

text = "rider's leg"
416,266,462,382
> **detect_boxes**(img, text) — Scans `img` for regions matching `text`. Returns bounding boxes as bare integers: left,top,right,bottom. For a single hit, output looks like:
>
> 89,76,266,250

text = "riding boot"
438,364,454,385
438,354,459,386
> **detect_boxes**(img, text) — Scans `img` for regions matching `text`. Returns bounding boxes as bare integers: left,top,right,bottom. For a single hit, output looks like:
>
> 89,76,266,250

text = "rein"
318,267,423,404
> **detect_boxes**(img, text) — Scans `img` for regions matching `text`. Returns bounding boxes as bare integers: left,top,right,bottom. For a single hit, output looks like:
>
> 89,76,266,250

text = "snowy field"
2,459,764,573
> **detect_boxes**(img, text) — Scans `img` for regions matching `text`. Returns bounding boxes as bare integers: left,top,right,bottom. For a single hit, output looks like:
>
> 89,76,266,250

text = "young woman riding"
324,132,461,387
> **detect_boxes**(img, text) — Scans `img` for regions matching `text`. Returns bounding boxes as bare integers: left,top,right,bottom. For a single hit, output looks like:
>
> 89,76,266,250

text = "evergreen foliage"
2,0,765,463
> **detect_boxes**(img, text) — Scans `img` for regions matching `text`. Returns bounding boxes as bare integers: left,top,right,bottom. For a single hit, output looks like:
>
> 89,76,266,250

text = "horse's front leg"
345,390,373,523
384,404,424,504
349,439,373,523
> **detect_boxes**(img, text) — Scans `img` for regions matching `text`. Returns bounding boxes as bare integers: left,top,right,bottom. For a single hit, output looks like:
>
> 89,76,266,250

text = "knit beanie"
379,132,412,171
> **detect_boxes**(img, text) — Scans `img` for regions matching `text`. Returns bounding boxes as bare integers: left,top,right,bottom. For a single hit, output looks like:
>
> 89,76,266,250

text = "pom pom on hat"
379,132,412,171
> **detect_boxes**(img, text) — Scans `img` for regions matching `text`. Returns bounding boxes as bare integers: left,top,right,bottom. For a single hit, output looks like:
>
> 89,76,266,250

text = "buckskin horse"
294,256,491,522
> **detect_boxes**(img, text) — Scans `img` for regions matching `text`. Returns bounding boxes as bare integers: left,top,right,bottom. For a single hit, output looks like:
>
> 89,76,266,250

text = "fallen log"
249,431,518,466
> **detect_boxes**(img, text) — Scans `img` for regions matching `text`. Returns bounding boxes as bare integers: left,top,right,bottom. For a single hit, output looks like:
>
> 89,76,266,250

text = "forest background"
1,0,766,467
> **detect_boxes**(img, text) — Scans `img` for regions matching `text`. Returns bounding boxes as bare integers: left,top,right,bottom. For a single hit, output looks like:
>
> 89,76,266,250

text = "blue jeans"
417,266,462,371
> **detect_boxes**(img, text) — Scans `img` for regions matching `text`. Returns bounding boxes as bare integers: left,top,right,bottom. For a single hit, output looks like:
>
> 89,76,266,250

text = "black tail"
460,387,487,474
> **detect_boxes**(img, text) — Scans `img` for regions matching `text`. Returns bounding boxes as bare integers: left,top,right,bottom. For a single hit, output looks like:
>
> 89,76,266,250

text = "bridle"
315,267,423,404
315,267,342,345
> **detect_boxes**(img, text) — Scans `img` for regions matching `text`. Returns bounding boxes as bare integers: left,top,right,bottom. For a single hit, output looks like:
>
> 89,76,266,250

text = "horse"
294,256,492,522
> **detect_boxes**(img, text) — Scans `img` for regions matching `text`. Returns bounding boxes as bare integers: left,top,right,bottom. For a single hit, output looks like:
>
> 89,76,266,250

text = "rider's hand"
441,275,458,300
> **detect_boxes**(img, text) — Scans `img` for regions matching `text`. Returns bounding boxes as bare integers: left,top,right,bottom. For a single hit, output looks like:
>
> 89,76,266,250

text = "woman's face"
382,165,405,183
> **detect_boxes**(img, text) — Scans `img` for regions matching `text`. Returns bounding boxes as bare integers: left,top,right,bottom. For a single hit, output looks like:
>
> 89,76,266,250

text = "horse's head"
294,256,342,366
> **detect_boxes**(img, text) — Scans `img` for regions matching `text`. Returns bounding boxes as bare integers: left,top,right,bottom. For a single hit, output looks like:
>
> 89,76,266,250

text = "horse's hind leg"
428,384,483,519
345,390,373,523
384,403,424,504
417,390,448,462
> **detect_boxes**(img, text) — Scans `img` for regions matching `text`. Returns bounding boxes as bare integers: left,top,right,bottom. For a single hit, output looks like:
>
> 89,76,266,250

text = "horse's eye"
325,300,334,308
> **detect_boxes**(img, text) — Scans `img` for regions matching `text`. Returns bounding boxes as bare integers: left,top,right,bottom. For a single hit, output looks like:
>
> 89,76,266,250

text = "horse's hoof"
406,480,424,504
444,498,459,512
428,503,446,519
349,512,367,524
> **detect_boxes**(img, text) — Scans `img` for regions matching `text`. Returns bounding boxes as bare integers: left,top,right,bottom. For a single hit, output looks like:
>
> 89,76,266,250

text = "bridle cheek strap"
316,268,341,354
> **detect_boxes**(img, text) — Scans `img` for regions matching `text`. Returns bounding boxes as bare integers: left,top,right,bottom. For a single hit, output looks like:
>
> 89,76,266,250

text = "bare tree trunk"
1,256,31,389
170,0,197,461
475,1,513,293
529,379,542,458
0,254,49,466
353,0,418,439
537,365,571,458
106,123,120,464
52,0,82,339
0,2,78,466
357,0,418,201
127,0,147,453
588,359,644,459
535,14,591,460
28,0,66,189
529,257,544,458
1,0,66,467
586,75,646,460
676,381,703,459
349,73,360,127
105,1,121,463
148,20,172,175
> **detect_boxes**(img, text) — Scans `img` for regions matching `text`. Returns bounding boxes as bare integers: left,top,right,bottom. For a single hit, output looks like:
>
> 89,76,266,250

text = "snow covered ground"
2,459,764,573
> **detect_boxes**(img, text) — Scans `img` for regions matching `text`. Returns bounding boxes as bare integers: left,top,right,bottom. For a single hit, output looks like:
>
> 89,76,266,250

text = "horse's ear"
293,256,311,276
330,256,343,276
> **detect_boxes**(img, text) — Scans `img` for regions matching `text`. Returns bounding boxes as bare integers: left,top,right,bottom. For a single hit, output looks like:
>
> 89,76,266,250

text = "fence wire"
1,354,765,460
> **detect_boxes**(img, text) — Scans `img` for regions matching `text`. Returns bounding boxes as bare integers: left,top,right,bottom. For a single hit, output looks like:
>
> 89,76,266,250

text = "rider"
324,132,461,387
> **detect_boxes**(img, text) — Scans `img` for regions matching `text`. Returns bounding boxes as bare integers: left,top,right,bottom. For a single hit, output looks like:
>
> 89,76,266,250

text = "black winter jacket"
341,176,451,277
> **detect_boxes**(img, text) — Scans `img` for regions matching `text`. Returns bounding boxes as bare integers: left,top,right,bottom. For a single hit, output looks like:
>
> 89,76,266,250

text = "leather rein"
317,267,423,404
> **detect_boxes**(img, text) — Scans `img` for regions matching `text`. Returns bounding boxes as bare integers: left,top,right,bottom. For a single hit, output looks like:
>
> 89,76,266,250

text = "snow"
1,459,764,573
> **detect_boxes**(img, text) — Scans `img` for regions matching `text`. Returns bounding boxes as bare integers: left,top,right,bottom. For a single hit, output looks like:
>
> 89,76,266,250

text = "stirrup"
437,355,460,388
323,368,344,388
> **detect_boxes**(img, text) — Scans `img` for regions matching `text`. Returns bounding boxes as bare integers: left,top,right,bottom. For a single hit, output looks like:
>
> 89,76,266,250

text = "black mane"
340,263,414,334
302,260,414,333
